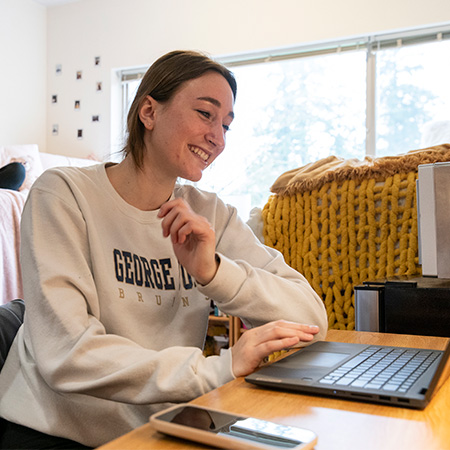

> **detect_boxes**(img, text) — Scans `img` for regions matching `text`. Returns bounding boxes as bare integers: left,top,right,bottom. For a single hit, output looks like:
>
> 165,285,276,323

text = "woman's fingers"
158,198,212,244
158,198,217,283
231,320,321,377
158,199,189,242
249,320,320,343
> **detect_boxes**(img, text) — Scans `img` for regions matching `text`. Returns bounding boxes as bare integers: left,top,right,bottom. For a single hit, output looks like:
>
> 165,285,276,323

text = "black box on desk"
354,277,450,337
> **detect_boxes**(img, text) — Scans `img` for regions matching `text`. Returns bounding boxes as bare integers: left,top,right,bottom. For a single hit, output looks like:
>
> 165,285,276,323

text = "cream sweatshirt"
0,163,327,447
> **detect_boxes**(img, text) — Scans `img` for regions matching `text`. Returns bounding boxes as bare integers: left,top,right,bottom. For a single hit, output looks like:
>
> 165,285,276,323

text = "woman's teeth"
189,145,209,162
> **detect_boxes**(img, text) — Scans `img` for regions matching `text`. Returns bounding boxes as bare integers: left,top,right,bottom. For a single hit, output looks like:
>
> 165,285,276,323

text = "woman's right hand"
230,320,320,378
158,198,218,286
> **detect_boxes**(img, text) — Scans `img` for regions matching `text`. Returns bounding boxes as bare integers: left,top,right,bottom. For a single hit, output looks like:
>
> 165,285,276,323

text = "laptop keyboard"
319,346,440,393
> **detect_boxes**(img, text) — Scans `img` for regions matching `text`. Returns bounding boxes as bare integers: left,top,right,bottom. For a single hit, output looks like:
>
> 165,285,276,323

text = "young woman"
0,50,327,449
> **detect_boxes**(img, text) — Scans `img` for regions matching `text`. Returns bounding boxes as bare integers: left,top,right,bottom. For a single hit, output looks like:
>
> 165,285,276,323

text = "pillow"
0,145,44,191
246,207,264,243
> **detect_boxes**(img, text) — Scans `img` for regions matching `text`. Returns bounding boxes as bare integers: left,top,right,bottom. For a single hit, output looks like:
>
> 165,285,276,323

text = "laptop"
245,339,450,409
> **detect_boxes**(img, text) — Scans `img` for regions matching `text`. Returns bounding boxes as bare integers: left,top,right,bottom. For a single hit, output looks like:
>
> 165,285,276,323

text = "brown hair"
123,50,237,168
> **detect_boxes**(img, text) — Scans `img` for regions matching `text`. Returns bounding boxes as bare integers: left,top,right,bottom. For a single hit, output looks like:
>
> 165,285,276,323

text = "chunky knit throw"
263,144,450,330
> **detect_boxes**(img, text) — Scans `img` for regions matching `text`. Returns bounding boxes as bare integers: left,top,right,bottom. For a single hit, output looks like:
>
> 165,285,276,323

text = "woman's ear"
139,95,158,130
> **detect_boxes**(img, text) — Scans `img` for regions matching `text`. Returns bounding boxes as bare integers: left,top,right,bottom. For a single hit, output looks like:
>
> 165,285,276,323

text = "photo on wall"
77,129,83,140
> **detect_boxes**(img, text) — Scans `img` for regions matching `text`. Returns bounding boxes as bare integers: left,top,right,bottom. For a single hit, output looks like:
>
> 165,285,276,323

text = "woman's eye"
197,110,211,119
222,124,230,132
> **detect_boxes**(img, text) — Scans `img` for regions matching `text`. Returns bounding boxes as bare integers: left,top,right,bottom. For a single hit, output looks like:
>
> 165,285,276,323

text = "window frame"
117,23,450,159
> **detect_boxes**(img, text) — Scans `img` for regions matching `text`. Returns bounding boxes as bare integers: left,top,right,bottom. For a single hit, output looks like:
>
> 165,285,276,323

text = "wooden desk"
97,331,450,450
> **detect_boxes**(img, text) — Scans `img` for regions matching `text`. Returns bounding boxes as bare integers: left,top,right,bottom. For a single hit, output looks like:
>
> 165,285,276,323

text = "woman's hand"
158,198,218,285
231,320,320,378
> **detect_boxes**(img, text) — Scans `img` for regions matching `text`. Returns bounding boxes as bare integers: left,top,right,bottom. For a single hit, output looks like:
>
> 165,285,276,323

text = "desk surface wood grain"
97,331,450,450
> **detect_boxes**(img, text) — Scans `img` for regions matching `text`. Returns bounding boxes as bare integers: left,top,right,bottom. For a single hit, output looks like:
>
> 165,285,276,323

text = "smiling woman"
122,51,237,172
0,50,327,449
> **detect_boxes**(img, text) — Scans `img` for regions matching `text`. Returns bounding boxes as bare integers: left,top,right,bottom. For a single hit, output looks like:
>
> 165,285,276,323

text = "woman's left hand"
158,198,218,285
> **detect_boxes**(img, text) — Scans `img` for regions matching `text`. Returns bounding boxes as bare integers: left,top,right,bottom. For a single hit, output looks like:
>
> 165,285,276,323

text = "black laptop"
245,339,450,409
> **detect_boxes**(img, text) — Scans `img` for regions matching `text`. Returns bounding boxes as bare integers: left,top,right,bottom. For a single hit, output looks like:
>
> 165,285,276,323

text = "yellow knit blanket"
263,144,450,330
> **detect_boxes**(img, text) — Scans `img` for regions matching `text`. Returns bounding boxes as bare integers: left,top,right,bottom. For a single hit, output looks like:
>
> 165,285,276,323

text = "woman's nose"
206,122,226,150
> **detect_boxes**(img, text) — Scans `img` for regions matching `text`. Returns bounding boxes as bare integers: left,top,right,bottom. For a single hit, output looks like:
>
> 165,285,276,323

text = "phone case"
149,403,318,450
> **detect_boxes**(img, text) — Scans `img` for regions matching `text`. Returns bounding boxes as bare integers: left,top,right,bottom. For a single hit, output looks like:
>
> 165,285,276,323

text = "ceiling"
33,0,80,6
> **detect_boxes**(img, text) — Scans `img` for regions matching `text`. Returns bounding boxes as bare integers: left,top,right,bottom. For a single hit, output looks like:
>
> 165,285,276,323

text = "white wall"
0,0,47,150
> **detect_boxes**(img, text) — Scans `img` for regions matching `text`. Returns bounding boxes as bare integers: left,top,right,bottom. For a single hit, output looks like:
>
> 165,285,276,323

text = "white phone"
149,403,318,450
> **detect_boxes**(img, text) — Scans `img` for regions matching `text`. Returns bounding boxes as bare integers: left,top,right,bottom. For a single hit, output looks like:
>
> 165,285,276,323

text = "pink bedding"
0,189,27,304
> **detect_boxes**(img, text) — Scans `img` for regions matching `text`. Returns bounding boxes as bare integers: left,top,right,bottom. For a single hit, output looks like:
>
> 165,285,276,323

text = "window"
375,39,450,156
203,50,367,216
118,24,450,220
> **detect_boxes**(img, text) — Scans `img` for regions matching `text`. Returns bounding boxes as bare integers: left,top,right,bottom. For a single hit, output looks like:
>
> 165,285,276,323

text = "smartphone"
149,403,318,450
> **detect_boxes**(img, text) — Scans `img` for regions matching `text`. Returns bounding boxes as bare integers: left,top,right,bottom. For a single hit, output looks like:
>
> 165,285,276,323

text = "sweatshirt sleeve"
19,172,234,405
198,204,328,341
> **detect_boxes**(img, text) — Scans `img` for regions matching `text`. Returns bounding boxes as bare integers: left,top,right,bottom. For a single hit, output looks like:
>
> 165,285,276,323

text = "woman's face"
141,71,235,183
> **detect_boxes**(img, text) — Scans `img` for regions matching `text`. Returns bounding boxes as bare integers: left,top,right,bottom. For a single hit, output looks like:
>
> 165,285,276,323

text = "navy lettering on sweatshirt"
113,249,194,290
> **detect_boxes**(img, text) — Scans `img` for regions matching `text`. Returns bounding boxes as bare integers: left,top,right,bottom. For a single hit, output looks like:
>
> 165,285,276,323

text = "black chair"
0,299,25,441
0,299,25,371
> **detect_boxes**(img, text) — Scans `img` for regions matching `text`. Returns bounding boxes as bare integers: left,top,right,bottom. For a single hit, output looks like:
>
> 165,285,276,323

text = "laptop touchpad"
278,351,350,368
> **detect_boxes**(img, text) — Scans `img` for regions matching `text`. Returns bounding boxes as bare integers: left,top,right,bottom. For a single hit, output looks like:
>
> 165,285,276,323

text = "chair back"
0,299,25,371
